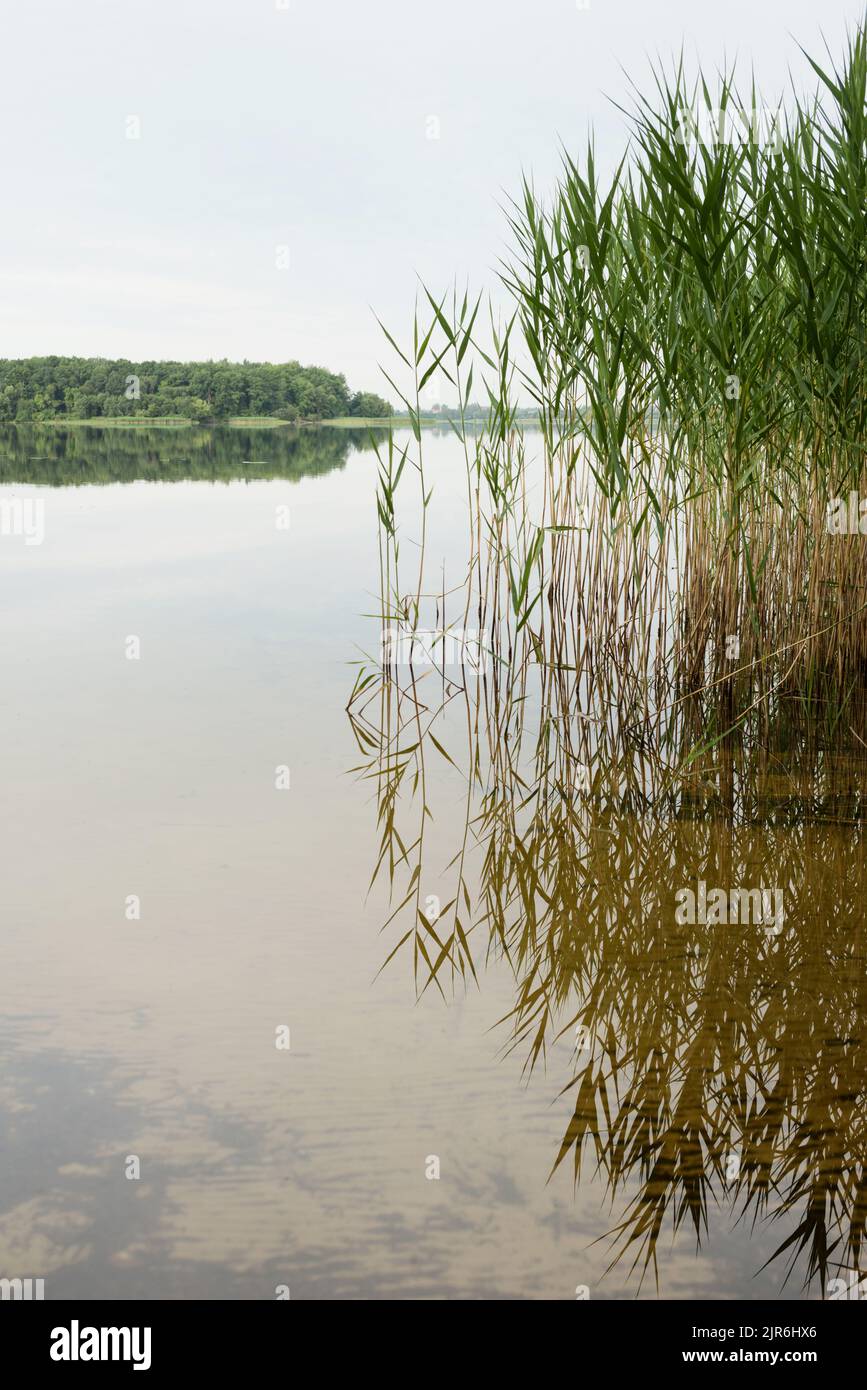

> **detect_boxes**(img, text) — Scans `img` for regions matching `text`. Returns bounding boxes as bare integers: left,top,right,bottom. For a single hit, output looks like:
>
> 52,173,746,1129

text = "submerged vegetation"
348,19,867,1292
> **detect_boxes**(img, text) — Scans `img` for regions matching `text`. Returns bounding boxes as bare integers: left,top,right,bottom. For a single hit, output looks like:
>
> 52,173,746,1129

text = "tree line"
0,356,392,422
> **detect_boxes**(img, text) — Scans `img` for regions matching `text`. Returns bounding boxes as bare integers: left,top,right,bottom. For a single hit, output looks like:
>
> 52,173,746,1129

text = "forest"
0,356,392,422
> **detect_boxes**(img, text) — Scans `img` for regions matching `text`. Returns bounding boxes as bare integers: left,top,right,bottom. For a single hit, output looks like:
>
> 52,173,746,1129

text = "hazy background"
0,0,862,395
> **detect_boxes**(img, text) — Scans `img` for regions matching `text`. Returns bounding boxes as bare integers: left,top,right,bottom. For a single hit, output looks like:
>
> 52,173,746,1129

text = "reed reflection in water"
348,379,867,1296
350,637,867,1294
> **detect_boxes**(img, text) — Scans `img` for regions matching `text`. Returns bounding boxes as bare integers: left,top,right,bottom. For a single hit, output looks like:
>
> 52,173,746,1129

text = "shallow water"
0,424,863,1300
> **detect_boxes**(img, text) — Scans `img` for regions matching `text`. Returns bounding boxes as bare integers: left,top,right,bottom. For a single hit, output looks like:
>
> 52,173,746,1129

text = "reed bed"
347,18,867,1294
366,19,867,750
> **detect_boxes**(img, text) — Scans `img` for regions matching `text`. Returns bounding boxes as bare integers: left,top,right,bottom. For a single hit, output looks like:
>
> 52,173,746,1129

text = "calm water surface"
0,425,860,1299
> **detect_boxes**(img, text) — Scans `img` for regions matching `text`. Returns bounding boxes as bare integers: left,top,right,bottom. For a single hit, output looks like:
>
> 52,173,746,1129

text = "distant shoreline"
4,415,390,429
3,415,510,430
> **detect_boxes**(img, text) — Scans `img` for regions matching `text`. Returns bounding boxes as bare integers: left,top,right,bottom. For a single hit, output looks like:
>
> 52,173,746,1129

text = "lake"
0,423,863,1300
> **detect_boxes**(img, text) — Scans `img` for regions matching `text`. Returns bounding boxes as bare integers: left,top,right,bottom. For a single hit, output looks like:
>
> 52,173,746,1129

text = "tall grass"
347,17,867,1293
368,20,867,752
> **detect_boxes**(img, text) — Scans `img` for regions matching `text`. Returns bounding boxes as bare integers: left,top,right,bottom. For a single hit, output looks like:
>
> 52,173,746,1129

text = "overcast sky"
0,0,862,395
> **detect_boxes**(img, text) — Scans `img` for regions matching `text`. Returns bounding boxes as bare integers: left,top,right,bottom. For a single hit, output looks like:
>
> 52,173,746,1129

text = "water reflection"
0,423,383,486
4,416,864,1296
349,644,867,1295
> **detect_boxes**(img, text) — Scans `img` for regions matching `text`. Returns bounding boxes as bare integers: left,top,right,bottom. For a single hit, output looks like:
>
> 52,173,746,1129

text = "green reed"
372,19,867,747
348,15,867,1295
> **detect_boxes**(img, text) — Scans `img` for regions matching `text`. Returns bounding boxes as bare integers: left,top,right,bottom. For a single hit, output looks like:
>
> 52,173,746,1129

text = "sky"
0,0,863,398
